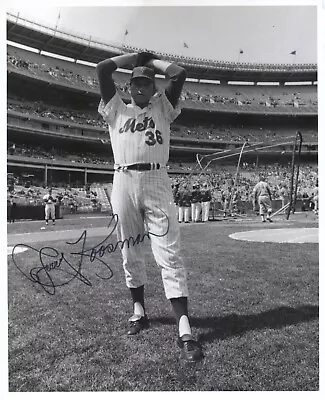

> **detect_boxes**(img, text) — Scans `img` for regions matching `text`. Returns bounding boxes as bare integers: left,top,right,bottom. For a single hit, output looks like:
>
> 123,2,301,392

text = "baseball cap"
131,66,155,82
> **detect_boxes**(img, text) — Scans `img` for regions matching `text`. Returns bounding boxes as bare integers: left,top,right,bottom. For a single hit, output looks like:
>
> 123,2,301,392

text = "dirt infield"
230,227,318,243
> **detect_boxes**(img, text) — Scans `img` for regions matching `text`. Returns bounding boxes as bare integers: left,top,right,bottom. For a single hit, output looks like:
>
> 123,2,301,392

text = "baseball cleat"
127,314,149,335
177,335,204,362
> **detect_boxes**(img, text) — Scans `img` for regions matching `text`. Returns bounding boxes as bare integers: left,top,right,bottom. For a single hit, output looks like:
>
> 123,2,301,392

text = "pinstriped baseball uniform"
98,91,188,299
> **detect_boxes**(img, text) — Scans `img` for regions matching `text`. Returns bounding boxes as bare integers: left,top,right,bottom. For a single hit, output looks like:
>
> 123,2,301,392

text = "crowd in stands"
7,177,102,213
7,49,317,113
8,138,318,202
8,141,114,166
180,86,317,109
8,158,318,219
8,98,317,143
8,97,108,129
8,52,99,91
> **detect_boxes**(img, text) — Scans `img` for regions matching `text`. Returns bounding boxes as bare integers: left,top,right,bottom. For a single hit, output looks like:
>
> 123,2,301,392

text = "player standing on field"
200,182,212,222
190,183,201,222
43,188,56,225
177,182,191,223
97,51,203,362
252,176,273,222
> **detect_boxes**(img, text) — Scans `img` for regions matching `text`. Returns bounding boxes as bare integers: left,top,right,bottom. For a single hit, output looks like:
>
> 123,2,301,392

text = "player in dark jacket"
177,183,192,223
191,183,201,222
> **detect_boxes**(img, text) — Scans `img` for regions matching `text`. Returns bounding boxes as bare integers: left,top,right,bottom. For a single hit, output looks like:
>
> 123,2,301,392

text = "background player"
97,51,203,362
252,175,273,222
176,182,191,223
312,180,318,215
190,183,201,222
43,188,56,225
200,182,212,222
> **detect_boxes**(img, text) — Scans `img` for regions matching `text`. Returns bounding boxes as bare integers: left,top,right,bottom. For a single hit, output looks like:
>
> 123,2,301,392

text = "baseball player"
43,188,56,225
97,51,203,362
252,176,273,222
312,181,318,215
278,182,289,208
176,182,191,223
221,186,232,217
200,182,212,222
190,183,201,222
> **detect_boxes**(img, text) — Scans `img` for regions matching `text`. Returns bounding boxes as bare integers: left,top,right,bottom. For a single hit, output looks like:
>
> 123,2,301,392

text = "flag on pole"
183,42,189,48
290,50,296,55
54,11,61,32
239,49,244,54
125,29,129,36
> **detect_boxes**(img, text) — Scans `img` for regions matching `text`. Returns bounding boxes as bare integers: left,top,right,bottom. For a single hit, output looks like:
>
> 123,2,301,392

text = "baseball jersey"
253,182,271,199
98,91,181,166
43,194,56,204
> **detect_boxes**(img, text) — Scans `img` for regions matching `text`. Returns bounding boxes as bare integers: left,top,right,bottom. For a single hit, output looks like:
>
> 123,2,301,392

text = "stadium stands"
6,20,318,215
7,44,317,115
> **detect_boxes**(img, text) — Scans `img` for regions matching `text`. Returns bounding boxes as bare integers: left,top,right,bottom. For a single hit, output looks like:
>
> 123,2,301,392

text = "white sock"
133,302,144,317
178,315,192,338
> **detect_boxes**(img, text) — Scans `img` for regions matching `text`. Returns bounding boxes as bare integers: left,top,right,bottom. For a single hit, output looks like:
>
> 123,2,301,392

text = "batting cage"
182,131,303,220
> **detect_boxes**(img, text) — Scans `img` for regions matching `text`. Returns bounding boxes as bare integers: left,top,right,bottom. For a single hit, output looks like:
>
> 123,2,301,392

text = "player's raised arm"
96,53,139,105
145,56,187,108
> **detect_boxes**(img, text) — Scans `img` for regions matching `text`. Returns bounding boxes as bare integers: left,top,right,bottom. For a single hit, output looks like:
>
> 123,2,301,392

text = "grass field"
7,213,319,391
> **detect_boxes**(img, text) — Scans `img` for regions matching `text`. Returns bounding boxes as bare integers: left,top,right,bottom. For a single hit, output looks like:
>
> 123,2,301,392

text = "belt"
114,163,161,171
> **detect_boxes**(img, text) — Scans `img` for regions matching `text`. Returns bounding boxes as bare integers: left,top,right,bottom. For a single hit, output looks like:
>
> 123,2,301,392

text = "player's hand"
136,51,160,67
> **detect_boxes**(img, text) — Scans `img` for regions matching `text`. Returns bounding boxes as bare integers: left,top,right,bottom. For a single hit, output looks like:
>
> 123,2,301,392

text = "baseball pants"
201,201,210,222
178,206,190,222
258,195,272,215
111,169,188,299
45,204,55,220
191,202,201,222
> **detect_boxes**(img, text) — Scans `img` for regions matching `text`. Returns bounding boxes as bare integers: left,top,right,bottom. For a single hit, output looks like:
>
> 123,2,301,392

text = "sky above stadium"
7,1,318,64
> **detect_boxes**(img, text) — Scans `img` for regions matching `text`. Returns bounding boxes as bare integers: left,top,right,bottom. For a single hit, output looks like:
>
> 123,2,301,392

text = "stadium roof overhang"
7,16,317,83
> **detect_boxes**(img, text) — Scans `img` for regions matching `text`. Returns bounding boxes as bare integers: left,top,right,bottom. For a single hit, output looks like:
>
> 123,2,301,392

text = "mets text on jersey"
118,116,163,146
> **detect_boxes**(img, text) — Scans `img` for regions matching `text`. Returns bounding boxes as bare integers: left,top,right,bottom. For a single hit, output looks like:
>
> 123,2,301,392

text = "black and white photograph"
5,0,321,394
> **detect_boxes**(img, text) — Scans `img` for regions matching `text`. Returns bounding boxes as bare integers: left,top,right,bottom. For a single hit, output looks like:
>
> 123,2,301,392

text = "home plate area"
229,227,318,243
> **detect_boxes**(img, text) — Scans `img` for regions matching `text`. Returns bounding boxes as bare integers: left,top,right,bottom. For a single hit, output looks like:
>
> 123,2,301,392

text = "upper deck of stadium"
7,12,317,84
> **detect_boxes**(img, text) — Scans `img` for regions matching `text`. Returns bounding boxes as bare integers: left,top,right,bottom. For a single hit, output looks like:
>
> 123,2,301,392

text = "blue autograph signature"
11,212,169,295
